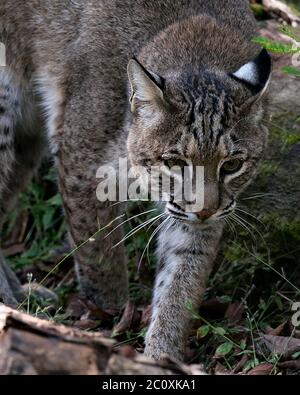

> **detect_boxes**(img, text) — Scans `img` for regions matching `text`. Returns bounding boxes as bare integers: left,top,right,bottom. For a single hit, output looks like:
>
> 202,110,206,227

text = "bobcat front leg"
145,221,223,360
55,148,129,311
51,90,129,311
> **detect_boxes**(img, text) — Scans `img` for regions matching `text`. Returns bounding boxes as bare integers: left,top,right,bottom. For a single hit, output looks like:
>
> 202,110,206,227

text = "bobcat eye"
164,159,187,169
221,159,243,175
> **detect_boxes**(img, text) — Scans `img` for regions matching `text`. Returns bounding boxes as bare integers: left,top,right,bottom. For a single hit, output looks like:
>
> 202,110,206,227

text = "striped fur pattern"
1,1,271,359
0,72,19,196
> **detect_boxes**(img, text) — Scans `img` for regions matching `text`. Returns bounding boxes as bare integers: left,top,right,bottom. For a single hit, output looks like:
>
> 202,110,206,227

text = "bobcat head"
126,49,271,225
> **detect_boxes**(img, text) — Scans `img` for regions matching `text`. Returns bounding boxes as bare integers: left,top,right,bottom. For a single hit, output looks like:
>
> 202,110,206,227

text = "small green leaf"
197,325,210,339
252,37,298,54
47,194,62,206
215,341,233,357
42,207,55,230
250,4,266,18
240,339,247,351
292,351,300,360
185,300,200,319
259,298,267,310
217,295,232,304
243,358,259,372
282,66,300,78
213,327,227,336
274,295,283,311
279,26,300,42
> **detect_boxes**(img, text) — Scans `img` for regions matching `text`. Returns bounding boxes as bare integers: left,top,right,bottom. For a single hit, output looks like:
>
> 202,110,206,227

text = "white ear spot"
231,49,272,98
233,61,259,86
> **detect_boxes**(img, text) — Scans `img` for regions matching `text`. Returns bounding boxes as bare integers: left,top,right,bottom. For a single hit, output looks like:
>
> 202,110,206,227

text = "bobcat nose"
196,209,216,220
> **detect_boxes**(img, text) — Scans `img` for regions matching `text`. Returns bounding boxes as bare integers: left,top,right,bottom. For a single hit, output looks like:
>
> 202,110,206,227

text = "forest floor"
1,2,300,375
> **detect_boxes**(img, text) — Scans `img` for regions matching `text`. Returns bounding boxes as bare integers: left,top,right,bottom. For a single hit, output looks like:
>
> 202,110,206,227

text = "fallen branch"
0,305,205,375
262,0,300,25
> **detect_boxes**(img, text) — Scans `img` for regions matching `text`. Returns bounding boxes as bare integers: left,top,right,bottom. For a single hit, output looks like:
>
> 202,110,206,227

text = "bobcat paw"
144,341,184,361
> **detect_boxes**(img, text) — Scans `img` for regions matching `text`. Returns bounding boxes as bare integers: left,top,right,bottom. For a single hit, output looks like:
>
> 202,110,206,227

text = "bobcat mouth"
167,199,236,223
166,203,209,226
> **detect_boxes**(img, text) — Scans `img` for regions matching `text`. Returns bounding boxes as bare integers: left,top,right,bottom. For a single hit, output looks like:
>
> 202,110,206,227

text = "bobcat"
0,0,271,360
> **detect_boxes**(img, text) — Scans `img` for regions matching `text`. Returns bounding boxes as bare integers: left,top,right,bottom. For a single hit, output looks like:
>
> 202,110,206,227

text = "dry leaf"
114,302,140,334
294,330,300,339
65,296,90,320
83,300,114,321
65,296,113,323
118,345,136,359
140,305,152,327
261,335,300,359
225,302,244,324
232,353,249,374
278,360,300,370
214,362,229,375
73,320,101,330
3,243,25,257
248,363,274,375
266,321,288,336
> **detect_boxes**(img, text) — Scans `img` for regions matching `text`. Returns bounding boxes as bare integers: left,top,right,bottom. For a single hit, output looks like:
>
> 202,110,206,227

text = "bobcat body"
0,0,271,360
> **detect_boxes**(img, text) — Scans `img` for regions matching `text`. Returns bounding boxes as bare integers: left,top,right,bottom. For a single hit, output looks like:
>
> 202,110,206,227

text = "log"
0,305,204,375
262,0,300,26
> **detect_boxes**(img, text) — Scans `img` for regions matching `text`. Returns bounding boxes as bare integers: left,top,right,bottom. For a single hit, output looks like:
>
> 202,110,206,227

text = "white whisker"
230,213,258,246
241,193,274,201
138,216,170,271
146,212,167,231
224,217,238,240
233,211,266,244
235,207,265,227
108,201,128,208
112,212,164,249
105,208,157,239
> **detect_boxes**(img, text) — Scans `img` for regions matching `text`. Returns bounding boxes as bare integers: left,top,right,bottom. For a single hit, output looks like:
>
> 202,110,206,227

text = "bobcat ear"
127,58,165,112
231,49,272,101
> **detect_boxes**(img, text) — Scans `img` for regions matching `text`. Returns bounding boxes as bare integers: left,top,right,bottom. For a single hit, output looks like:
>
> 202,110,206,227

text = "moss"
270,127,300,146
224,243,246,264
259,161,279,178
263,213,300,241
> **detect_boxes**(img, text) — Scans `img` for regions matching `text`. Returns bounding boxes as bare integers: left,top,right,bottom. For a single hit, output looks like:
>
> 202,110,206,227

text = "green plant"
252,26,300,78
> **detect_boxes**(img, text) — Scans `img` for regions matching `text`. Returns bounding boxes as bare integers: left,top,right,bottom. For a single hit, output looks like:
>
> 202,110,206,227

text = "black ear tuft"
131,56,165,89
251,49,272,92
127,58,165,112
231,49,272,95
